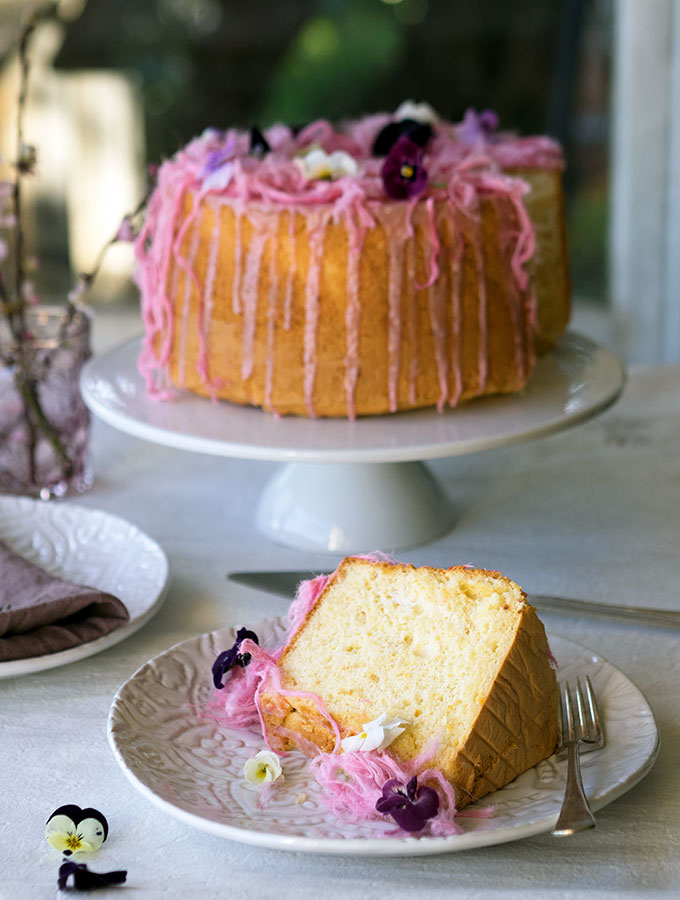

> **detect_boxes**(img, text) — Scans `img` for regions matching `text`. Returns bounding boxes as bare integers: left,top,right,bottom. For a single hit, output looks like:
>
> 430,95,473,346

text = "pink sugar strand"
386,236,404,413
240,225,268,380
283,210,296,330
302,221,326,417
415,195,441,291
286,572,332,639
447,222,464,407
264,233,279,409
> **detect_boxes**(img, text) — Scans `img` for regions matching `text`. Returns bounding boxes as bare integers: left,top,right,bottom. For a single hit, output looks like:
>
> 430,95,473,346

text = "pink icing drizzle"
386,235,404,412
264,237,278,409
283,211,296,330
240,224,267,380
178,217,201,387
344,231,362,419
286,572,332,639
303,220,326,416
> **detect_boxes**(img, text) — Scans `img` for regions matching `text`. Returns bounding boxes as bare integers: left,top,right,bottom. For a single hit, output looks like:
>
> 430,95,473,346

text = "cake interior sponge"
260,557,558,808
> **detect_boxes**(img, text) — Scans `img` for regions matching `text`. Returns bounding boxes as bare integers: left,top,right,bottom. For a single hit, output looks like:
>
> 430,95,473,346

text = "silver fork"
551,676,605,837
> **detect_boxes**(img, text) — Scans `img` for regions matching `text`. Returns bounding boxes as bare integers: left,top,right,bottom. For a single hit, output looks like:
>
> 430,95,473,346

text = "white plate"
0,495,169,678
108,618,659,856
81,332,625,463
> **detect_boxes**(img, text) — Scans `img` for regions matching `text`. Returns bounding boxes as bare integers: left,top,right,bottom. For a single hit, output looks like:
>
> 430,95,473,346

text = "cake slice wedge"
259,557,558,808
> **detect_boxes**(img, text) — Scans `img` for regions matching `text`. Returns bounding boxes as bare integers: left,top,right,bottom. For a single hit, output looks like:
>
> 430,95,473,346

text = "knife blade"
227,569,680,629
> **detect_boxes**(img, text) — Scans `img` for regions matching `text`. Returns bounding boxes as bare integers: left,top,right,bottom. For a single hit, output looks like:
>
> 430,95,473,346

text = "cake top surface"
155,101,564,209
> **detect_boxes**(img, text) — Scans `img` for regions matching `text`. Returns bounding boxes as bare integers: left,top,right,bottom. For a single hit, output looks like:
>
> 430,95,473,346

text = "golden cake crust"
162,193,538,417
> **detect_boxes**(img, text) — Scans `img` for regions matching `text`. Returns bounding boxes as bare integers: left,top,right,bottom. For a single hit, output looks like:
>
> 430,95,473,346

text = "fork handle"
551,741,596,837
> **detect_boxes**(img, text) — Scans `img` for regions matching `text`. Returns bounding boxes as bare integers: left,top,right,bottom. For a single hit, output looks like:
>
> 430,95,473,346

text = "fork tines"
578,675,605,749
558,676,605,752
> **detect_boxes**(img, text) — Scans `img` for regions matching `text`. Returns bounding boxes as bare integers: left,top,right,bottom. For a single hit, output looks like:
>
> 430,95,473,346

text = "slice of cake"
258,557,558,809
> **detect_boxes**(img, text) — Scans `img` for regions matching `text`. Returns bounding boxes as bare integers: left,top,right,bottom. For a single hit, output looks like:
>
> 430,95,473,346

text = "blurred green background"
1,0,611,305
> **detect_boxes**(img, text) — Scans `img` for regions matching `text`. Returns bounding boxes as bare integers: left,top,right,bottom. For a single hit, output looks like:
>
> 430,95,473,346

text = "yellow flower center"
65,834,83,851
400,163,415,180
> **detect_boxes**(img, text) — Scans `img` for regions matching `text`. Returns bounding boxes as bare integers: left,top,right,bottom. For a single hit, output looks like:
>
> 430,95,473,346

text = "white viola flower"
294,147,359,181
202,161,234,192
243,749,283,787
341,713,407,753
394,100,439,125
45,805,108,856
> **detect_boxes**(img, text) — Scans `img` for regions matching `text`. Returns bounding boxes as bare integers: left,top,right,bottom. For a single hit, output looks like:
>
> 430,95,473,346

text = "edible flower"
200,138,236,192
212,627,259,689
45,805,108,856
243,749,284,787
249,126,271,156
457,107,500,146
381,136,428,200
372,102,434,156
375,776,440,832
393,99,439,125
57,860,127,891
340,713,407,753
294,146,359,180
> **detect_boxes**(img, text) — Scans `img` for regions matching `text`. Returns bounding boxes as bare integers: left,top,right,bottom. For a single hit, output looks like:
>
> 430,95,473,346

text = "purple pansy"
372,118,433,156
381,136,428,200
57,861,127,891
212,627,259,689
457,108,500,146
375,776,439,832
249,126,271,156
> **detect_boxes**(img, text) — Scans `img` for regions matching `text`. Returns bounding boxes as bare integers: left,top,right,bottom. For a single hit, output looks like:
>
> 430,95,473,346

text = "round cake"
135,103,570,418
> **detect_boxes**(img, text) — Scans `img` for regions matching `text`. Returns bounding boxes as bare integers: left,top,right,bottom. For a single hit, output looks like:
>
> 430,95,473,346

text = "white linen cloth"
2,348,678,899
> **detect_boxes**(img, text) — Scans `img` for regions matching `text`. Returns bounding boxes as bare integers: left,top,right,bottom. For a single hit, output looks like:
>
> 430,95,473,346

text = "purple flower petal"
381,136,428,200
372,118,433,156
249,126,271,156
478,109,500,135
57,861,127,891
457,108,500,146
212,628,259,688
211,648,238,689
375,775,440,832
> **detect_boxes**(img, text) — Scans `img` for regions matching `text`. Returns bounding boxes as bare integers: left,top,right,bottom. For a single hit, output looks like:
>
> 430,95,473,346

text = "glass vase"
0,306,93,499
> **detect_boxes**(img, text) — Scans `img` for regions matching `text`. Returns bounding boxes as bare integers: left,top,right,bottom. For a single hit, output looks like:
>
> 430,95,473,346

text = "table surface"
2,314,679,899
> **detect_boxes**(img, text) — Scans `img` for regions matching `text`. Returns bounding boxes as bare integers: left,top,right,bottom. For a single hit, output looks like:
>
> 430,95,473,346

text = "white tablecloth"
2,319,679,898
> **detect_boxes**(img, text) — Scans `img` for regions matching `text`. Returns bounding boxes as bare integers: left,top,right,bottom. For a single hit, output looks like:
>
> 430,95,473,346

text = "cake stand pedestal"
81,332,625,553
256,461,453,552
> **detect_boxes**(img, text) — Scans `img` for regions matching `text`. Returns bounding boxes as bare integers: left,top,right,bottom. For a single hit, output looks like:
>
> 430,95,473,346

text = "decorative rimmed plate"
0,495,169,678
108,619,659,856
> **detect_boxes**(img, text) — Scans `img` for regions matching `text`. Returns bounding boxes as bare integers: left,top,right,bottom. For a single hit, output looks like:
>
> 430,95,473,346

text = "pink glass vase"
0,307,93,499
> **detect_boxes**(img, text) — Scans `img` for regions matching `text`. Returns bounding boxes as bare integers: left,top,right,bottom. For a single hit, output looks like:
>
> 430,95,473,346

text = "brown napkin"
0,539,130,662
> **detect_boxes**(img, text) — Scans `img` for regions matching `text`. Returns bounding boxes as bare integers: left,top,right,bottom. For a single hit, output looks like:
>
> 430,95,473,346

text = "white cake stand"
80,332,625,552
